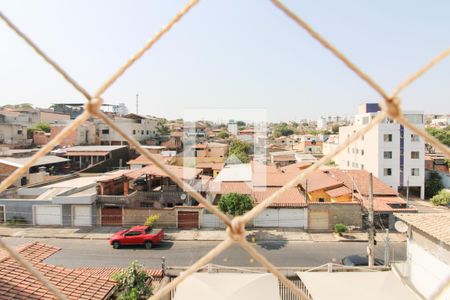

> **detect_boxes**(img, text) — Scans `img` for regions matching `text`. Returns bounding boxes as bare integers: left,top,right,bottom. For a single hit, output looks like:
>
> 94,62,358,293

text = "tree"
425,171,444,199
426,127,450,151
273,123,294,138
144,214,159,227
156,120,170,136
331,124,340,134
112,261,152,300
218,193,253,216
430,190,450,206
34,122,51,133
228,139,251,163
236,120,246,127
217,131,229,139
229,139,250,154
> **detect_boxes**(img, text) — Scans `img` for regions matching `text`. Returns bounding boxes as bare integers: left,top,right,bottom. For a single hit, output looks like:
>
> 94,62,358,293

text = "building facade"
336,103,425,198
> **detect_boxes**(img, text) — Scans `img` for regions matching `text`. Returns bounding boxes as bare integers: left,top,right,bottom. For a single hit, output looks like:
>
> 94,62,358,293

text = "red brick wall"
33,131,50,146
50,126,78,147
0,163,19,185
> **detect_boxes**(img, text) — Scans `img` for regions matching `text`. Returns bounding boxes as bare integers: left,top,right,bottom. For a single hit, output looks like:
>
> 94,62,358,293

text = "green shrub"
112,261,152,300
144,214,160,227
218,193,253,216
430,190,450,206
335,224,347,234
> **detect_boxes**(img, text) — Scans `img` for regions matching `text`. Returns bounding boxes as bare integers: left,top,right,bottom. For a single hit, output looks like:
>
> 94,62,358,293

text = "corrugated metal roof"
0,155,69,168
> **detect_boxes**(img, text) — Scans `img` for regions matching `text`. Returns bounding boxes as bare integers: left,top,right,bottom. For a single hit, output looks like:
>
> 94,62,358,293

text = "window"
124,231,142,237
361,164,364,170
384,151,392,159
17,130,22,135
411,134,419,142
362,116,369,125
133,130,136,135
361,149,364,156
101,129,109,134
146,130,149,135
141,130,144,134
384,168,392,176
411,151,420,159
318,198,325,202
347,161,350,167
411,168,420,176
384,134,392,142
361,135,364,141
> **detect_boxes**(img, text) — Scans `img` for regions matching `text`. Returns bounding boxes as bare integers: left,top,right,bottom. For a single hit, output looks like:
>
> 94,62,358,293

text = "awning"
296,271,418,300
173,273,281,300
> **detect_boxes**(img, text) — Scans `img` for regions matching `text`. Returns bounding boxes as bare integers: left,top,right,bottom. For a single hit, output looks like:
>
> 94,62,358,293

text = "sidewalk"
0,226,407,243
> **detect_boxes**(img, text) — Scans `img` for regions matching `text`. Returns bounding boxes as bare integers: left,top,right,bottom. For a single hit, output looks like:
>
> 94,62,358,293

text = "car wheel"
112,241,120,249
145,241,153,249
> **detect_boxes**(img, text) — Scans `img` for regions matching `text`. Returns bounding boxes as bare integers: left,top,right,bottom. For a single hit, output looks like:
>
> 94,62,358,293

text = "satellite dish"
394,221,408,233
180,193,187,200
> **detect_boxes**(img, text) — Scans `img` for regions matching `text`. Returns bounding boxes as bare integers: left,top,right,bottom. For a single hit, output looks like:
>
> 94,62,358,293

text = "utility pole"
384,228,390,266
368,172,375,267
136,93,139,115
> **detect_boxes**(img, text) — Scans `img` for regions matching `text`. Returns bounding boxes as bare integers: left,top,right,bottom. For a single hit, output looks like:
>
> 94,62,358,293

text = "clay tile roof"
127,154,172,166
74,267,163,280
280,162,313,173
395,213,450,246
328,169,397,196
360,196,417,213
209,181,253,195
300,170,342,192
273,155,296,162
253,187,306,208
0,242,116,300
325,186,352,198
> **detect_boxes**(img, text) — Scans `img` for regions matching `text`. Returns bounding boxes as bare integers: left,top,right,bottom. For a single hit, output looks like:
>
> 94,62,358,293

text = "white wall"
407,239,450,299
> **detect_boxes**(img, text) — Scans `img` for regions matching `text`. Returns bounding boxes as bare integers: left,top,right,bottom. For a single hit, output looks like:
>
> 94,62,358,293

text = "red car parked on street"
109,226,164,249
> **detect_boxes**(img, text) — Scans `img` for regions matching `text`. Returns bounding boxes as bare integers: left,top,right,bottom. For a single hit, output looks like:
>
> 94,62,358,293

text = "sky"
1,0,449,122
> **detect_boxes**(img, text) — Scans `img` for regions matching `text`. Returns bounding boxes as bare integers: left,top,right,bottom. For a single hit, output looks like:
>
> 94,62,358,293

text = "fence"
1,1,450,300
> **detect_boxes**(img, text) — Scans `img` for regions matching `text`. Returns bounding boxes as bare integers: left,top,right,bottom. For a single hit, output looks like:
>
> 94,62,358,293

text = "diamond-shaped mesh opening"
1,1,449,299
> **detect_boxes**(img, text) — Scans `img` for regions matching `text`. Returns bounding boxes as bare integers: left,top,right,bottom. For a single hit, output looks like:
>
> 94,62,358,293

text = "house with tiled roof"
393,213,450,299
205,162,416,231
0,242,116,299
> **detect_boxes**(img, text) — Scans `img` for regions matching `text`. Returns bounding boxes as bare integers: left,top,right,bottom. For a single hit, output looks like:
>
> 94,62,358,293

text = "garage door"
34,205,62,225
279,209,305,228
73,205,92,226
202,212,225,228
178,211,199,229
254,209,279,227
254,208,305,228
102,207,123,226
309,211,329,231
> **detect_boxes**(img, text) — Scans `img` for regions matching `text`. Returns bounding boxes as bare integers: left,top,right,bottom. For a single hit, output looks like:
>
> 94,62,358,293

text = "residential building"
0,175,100,226
336,103,425,198
58,145,129,172
96,113,157,145
0,108,70,126
0,155,70,187
191,142,228,158
317,116,327,129
227,120,238,136
322,134,339,156
293,140,323,154
0,123,28,146
394,213,450,299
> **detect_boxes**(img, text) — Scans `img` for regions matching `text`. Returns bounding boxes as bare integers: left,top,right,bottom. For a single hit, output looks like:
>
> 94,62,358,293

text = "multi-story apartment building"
336,103,425,198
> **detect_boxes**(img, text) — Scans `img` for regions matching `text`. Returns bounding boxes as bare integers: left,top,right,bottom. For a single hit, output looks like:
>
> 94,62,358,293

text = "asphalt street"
2,237,406,269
